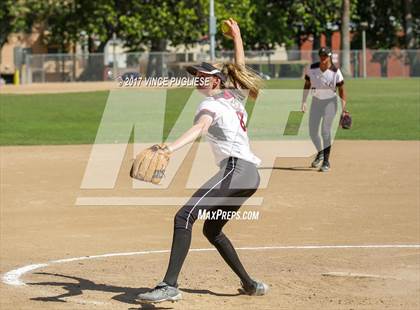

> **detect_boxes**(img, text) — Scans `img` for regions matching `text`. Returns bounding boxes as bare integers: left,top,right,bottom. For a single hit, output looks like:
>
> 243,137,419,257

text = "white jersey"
305,62,344,100
194,90,261,167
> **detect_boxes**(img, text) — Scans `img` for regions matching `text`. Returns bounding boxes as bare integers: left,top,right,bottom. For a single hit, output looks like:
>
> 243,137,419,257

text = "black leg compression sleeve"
203,218,255,288
323,146,331,161
163,228,191,287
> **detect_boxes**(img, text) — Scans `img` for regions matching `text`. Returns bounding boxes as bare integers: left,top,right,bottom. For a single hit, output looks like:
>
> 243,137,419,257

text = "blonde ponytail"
215,63,263,100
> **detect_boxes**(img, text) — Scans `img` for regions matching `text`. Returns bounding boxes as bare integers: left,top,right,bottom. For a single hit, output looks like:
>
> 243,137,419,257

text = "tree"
410,0,420,49
288,0,341,61
340,0,351,76
215,0,286,50
0,1,29,49
39,1,79,52
352,0,398,76
118,0,205,76
119,0,204,52
0,0,50,75
403,0,415,48
352,0,419,76
0,0,17,49
119,0,259,75
0,0,16,65
352,0,403,49
403,0,419,76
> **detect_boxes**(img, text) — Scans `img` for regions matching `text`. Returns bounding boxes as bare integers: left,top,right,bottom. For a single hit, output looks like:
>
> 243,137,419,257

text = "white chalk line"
2,244,419,287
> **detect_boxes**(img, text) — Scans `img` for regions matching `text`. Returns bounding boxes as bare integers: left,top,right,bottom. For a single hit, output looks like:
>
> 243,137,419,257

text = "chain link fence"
22,49,420,83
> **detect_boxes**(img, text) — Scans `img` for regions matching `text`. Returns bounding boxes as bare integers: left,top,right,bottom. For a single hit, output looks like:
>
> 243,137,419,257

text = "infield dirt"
1,140,419,309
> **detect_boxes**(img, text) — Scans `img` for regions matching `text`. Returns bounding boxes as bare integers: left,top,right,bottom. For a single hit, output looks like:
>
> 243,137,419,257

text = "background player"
301,47,347,172
137,19,268,303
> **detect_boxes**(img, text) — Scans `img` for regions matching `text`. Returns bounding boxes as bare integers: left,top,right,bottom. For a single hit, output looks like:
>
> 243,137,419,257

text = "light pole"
360,22,368,79
112,32,117,79
209,0,216,61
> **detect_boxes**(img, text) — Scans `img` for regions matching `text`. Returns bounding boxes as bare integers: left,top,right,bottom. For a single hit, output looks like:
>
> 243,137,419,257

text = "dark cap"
186,62,227,82
318,47,332,57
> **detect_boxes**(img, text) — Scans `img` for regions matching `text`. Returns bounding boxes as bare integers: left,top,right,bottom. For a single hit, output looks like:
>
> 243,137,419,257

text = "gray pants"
309,96,337,161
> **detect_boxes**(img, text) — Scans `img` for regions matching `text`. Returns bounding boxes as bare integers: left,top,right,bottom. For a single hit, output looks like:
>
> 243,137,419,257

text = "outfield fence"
21,49,420,83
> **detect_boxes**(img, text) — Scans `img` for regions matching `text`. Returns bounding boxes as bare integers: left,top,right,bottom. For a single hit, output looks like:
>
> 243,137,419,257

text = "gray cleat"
319,161,330,172
240,280,269,296
311,152,324,168
137,282,182,303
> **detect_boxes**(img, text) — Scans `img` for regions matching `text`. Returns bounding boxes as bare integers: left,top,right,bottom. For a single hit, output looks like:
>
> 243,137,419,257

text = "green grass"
0,78,419,145
0,92,108,145
265,78,420,140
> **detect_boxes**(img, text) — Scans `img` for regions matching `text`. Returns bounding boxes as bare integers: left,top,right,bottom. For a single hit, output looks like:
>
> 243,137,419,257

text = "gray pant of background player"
309,96,338,163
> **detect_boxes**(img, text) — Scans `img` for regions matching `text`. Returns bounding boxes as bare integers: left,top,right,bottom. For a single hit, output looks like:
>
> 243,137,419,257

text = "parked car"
121,72,141,80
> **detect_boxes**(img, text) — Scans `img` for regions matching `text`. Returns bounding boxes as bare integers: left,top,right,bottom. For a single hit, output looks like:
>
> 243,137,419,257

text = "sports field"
1,79,419,145
0,79,419,309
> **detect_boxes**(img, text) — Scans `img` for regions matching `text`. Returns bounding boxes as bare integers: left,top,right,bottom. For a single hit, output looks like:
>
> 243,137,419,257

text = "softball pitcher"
301,47,347,172
137,19,268,303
